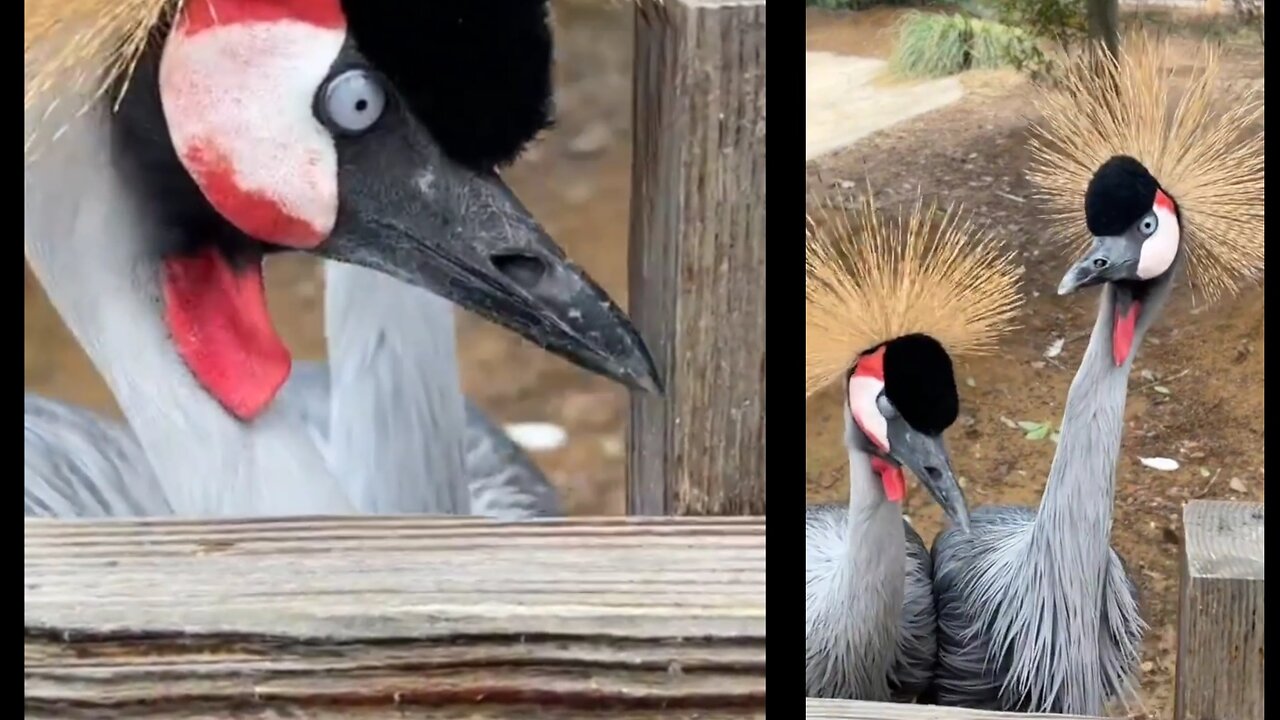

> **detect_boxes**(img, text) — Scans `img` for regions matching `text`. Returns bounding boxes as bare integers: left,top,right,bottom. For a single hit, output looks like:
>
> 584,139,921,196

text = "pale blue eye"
1139,213,1158,236
323,70,385,134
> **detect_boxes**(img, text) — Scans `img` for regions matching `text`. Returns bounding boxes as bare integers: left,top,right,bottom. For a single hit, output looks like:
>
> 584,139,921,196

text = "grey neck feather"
822,412,906,692
322,261,471,514
25,88,354,516
1034,269,1177,552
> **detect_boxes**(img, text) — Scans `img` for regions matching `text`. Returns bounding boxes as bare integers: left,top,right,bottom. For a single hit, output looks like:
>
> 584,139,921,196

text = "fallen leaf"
1229,477,1247,493
1000,416,1019,429
1016,420,1042,432
1025,424,1050,441
1139,457,1180,472
1044,337,1065,358
1199,467,1211,478
1152,385,1171,395
965,377,976,387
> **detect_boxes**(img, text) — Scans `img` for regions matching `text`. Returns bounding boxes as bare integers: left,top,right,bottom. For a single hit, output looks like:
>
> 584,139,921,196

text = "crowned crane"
24,0,659,517
804,192,1023,700
929,35,1264,715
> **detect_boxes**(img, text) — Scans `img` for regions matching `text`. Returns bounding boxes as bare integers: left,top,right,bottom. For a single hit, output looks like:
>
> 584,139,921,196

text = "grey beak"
1058,236,1138,296
321,131,662,394
896,431,970,533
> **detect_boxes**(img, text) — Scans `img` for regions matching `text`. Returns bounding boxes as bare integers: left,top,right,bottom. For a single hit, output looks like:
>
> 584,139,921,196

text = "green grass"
889,11,1042,77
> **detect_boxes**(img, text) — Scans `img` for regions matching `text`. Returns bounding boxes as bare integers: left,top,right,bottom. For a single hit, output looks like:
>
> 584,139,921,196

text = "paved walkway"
806,51,965,161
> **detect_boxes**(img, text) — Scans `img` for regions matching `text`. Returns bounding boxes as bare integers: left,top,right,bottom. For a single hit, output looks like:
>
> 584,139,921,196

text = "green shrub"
805,0,925,10
889,12,1045,77
979,0,1087,48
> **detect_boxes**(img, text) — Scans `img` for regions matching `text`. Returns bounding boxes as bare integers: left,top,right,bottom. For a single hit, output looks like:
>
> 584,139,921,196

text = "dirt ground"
23,2,638,516
805,8,1264,719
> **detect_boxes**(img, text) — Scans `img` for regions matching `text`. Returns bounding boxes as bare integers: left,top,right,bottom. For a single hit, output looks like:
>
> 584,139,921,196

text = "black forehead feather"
881,333,958,435
342,0,555,170
1084,155,1160,237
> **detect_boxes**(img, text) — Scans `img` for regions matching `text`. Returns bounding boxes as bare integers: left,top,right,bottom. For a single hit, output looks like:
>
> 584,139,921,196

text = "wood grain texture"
627,0,767,516
805,698,1105,719
1175,500,1265,720
25,516,766,717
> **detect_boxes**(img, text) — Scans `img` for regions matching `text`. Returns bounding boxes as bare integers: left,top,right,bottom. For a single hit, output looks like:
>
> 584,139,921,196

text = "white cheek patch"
848,375,889,452
159,21,346,248
1137,203,1180,280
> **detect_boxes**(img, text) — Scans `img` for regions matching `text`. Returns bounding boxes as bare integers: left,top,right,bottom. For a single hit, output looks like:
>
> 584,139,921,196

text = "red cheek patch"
1154,189,1175,214
183,140,327,248
872,457,906,503
177,0,346,36
853,346,886,381
1112,300,1141,367
162,248,291,421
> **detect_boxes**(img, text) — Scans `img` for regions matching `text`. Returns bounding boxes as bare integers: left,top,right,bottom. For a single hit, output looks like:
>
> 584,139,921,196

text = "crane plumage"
805,192,1023,701
931,32,1264,715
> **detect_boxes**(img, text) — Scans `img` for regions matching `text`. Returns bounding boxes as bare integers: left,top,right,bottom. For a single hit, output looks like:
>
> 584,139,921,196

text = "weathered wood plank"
805,698,1105,719
627,0,767,516
25,516,766,717
1175,500,1264,720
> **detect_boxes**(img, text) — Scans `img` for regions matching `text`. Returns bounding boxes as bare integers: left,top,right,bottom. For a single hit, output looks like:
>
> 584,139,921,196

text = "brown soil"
23,2,638,517
805,9,1264,720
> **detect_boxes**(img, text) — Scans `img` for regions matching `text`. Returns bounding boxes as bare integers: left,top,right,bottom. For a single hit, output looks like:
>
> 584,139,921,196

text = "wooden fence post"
627,0,767,516
1175,500,1265,720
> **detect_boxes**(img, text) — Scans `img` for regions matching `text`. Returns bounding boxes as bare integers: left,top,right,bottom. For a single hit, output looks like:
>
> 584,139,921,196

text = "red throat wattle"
1112,301,1141,366
162,248,292,421
871,456,906,503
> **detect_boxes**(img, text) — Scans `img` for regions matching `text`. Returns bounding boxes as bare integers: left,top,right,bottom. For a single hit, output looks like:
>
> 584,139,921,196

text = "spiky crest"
805,190,1024,397
1027,31,1264,303
25,0,182,158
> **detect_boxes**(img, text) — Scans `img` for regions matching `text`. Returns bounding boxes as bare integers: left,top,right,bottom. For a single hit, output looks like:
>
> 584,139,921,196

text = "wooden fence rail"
25,516,766,718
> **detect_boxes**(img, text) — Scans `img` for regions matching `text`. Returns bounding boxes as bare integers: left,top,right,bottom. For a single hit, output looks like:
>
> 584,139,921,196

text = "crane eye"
876,393,898,419
1138,213,1158,237
320,69,386,135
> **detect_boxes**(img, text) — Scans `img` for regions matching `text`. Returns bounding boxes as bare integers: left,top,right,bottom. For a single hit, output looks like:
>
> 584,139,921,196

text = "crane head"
1058,156,1183,366
94,0,660,420
845,334,971,533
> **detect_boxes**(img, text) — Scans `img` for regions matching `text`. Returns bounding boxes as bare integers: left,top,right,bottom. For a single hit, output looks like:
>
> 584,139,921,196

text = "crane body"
928,36,1263,715
804,195,1022,701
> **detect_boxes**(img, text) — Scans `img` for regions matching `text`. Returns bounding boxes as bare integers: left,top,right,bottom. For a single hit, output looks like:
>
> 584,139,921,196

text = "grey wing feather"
24,394,172,518
890,518,938,702
930,504,1036,710
930,504,1143,713
462,401,562,519
281,361,561,519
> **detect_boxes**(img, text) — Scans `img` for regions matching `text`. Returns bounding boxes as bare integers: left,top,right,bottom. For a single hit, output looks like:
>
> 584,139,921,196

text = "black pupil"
355,98,368,112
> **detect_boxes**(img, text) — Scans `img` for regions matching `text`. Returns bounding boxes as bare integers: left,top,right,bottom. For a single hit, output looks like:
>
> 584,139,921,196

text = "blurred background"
23,0,639,516
804,0,1263,716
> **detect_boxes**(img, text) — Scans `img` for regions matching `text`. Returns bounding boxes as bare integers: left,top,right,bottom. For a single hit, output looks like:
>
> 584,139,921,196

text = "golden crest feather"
805,191,1024,398
1027,31,1264,303
25,0,182,158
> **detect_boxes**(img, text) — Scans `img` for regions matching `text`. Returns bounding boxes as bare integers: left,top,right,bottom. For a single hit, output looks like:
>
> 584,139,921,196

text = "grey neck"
1033,272,1176,553
322,261,472,515
843,411,907,585
25,93,353,517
